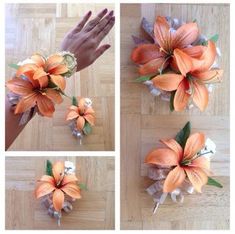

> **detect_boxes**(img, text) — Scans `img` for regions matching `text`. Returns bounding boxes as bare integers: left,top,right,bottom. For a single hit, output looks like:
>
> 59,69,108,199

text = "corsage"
144,121,222,214
35,160,87,226
131,16,223,111
66,96,95,144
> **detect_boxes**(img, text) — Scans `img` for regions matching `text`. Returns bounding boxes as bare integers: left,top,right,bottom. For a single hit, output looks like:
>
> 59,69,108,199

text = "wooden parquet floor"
120,3,230,230
5,3,115,151
5,156,115,229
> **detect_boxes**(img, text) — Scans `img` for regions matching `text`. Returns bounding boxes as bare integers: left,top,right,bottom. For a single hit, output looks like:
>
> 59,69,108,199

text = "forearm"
5,97,31,150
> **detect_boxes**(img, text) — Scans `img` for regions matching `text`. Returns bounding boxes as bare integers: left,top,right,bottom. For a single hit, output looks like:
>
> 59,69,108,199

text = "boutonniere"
144,122,222,214
131,16,223,111
66,96,95,144
35,160,87,226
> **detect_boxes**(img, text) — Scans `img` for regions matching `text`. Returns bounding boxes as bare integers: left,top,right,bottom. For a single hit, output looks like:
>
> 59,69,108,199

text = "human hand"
61,8,115,72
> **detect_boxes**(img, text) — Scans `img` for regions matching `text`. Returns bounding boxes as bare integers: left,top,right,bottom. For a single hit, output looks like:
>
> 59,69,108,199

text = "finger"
90,10,114,35
96,16,115,44
72,11,92,34
83,8,108,32
93,44,111,61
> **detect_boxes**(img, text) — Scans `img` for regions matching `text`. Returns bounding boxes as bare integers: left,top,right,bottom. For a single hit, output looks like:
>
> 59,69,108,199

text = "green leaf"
9,63,20,69
209,34,219,43
83,122,92,135
72,96,78,106
169,91,175,112
46,160,53,176
202,34,219,46
207,177,223,188
79,183,88,190
175,121,191,148
135,75,151,82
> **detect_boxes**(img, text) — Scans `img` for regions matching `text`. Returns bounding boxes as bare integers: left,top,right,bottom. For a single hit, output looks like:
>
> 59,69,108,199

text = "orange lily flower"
151,41,223,111
16,53,68,90
35,161,81,211
131,16,200,75
145,133,211,193
6,54,68,117
66,98,95,131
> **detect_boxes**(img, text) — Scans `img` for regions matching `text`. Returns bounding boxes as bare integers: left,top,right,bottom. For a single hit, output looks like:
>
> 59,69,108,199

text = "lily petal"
6,78,33,96
184,167,208,193
192,69,223,84
36,94,55,117
145,148,179,166
61,183,81,199
33,67,48,88
174,79,191,111
35,182,55,199
14,92,38,114
173,22,199,48
160,139,183,161
190,157,211,176
49,64,68,75
192,80,209,111
46,54,64,70
181,45,206,58
76,116,85,130
138,57,167,75
66,110,79,121
183,133,205,160
50,74,66,90
61,174,78,186
131,44,164,64
152,73,184,91
192,40,216,72
163,166,186,192
39,175,55,185
45,89,63,104
52,161,65,184
173,49,192,76
154,16,172,51
31,54,45,67
85,107,95,115
52,189,64,211
84,114,95,126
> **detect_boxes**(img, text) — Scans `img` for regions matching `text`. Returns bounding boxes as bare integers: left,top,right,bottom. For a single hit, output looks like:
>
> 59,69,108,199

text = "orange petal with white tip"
163,166,186,193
